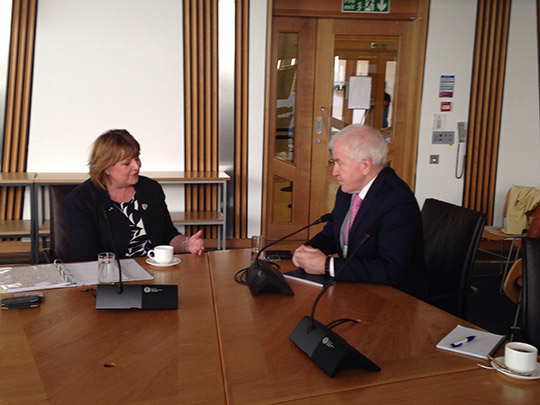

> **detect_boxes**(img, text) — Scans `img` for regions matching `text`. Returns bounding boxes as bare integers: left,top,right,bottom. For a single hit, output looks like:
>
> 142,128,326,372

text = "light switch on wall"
433,114,445,130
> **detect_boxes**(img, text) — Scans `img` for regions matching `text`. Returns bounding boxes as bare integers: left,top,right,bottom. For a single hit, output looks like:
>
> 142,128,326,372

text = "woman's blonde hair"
89,129,140,190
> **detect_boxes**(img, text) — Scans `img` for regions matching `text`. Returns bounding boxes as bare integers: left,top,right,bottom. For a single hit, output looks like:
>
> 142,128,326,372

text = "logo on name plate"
143,286,163,294
322,337,335,349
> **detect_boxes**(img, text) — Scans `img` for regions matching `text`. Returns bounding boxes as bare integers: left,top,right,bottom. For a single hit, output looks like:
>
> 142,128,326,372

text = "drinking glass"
98,252,116,284
251,235,265,260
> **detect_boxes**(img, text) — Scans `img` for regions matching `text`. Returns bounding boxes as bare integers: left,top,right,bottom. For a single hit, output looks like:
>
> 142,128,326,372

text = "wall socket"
430,155,439,164
432,131,455,144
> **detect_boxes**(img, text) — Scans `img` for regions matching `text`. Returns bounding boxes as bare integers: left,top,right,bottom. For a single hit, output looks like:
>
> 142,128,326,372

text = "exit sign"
342,0,390,13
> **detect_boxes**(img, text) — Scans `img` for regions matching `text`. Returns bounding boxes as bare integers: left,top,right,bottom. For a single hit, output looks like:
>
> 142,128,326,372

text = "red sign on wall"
441,101,452,112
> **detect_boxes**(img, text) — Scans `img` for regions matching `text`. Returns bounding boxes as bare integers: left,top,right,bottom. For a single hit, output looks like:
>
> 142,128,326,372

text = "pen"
450,335,476,347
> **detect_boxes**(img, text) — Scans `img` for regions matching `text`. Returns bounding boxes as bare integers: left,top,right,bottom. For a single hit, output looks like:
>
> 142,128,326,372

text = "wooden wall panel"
1,0,37,225
183,0,219,238
463,0,511,224
234,0,249,239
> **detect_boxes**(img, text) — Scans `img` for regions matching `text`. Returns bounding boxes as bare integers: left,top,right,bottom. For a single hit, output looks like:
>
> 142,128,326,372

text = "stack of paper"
0,259,153,293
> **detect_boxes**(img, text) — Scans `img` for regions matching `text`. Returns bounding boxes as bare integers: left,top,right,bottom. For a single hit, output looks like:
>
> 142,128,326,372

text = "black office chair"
44,185,77,262
421,198,486,318
521,237,540,347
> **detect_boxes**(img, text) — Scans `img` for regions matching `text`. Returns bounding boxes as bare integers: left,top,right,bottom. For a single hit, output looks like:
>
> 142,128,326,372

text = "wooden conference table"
1,249,539,404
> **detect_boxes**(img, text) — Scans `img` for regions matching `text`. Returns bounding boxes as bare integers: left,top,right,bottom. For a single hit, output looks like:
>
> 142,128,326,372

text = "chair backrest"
49,184,77,261
522,237,540,348
527,211,540,237
421,198,486,317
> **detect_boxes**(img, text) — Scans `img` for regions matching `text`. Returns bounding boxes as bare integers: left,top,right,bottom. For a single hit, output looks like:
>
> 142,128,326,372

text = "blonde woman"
65,129,204,262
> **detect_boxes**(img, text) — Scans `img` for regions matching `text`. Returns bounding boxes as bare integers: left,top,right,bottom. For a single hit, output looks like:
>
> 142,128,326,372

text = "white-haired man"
293,125,426,297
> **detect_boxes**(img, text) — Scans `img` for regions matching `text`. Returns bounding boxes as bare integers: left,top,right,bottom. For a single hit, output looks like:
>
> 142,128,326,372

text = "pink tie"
344,194,362,246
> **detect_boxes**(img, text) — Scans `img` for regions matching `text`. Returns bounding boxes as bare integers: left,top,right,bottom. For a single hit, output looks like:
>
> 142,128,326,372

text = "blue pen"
450,335,476,348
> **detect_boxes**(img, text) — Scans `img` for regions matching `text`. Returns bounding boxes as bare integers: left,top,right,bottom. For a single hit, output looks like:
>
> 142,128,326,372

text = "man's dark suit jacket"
65,176,179,262
307,167,427,298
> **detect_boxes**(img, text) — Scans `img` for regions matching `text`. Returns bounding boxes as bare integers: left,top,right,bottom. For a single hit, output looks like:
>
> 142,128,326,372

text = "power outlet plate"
432,131,455,144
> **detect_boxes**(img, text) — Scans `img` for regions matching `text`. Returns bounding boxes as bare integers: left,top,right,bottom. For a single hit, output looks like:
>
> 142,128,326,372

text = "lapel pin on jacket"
142,204,148,210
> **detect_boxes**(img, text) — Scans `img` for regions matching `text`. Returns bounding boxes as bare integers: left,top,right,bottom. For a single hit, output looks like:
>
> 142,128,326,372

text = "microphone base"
289,316,380,377
246,259,294,296
95,284,178,310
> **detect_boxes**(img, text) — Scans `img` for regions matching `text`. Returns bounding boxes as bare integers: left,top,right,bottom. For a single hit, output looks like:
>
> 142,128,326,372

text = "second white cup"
504,342,538,374
148,245,174,264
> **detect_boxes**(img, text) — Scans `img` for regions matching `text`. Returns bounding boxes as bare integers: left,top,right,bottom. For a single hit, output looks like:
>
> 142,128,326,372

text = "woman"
65,129,205,262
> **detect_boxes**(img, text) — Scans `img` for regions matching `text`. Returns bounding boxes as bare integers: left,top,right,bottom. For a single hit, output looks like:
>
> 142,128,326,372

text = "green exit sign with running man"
342,0,390,13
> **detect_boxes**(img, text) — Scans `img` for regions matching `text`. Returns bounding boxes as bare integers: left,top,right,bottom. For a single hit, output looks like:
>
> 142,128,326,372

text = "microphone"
102,205,123,294
95,202,178,310
236,213,332,296
289,222,381,377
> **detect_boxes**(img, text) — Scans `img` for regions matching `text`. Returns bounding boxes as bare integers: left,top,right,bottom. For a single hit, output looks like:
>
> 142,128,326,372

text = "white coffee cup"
148,245,174,264
504,342,538,374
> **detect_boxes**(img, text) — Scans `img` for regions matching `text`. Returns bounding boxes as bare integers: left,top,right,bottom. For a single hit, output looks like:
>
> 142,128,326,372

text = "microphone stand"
238,214,332,296
102,207,123,294
289,223,381,377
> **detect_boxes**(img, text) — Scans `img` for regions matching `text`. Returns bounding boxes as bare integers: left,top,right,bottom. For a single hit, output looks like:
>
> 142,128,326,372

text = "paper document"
0,259,153,293
283,268,330,288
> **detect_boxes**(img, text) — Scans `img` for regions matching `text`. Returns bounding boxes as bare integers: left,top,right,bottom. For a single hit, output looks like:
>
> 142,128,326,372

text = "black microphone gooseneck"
96,203,179,310
239,213,332,296
289,222,381,377
255,213,333,262
102,206,123,294
308,222,380,330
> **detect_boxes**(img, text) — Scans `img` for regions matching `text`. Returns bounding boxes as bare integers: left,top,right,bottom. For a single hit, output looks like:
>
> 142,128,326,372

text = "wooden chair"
503,212,540,302
480,188,525,287
502,213,540,339
421,198,486,318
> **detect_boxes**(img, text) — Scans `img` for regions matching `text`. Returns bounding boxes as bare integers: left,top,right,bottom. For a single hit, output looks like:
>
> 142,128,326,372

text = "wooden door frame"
308,16,428,229
263,17,317,240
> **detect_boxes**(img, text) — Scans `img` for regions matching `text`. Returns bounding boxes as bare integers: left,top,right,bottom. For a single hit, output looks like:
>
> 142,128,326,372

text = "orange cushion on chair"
503,258,522,305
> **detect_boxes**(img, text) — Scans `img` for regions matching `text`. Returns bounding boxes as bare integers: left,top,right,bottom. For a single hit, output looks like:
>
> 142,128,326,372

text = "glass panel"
273,175,292,222
275,33,297,163
382,59,397,142
331,35,398,135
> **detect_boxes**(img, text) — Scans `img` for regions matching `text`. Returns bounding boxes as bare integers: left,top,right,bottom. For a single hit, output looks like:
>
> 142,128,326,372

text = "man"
292,125,426,298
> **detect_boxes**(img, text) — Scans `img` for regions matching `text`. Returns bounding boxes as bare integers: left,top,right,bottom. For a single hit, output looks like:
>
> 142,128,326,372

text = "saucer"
146,257,181,267
491,356,540,380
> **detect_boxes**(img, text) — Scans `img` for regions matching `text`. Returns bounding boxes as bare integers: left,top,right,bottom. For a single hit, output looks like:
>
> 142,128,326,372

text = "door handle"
320,107,332,141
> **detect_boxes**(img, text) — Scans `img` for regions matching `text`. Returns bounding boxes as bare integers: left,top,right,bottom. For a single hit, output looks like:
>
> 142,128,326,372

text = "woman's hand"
185,229,205,256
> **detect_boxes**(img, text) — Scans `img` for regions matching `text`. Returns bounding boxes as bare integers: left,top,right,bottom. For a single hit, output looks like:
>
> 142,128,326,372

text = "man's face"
331,140,369,194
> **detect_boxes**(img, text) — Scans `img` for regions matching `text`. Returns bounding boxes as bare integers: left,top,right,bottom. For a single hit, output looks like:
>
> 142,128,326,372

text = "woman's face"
105,154,141,189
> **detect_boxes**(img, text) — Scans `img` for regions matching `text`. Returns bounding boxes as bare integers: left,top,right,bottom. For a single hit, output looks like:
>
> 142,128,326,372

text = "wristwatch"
324,256,331,277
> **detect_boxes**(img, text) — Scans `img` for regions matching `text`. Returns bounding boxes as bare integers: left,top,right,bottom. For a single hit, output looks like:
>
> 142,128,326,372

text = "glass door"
265,16,424,241
307,18,420,236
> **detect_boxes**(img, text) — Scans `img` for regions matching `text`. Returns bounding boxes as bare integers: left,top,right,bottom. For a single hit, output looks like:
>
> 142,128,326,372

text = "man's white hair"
328,124,388,166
